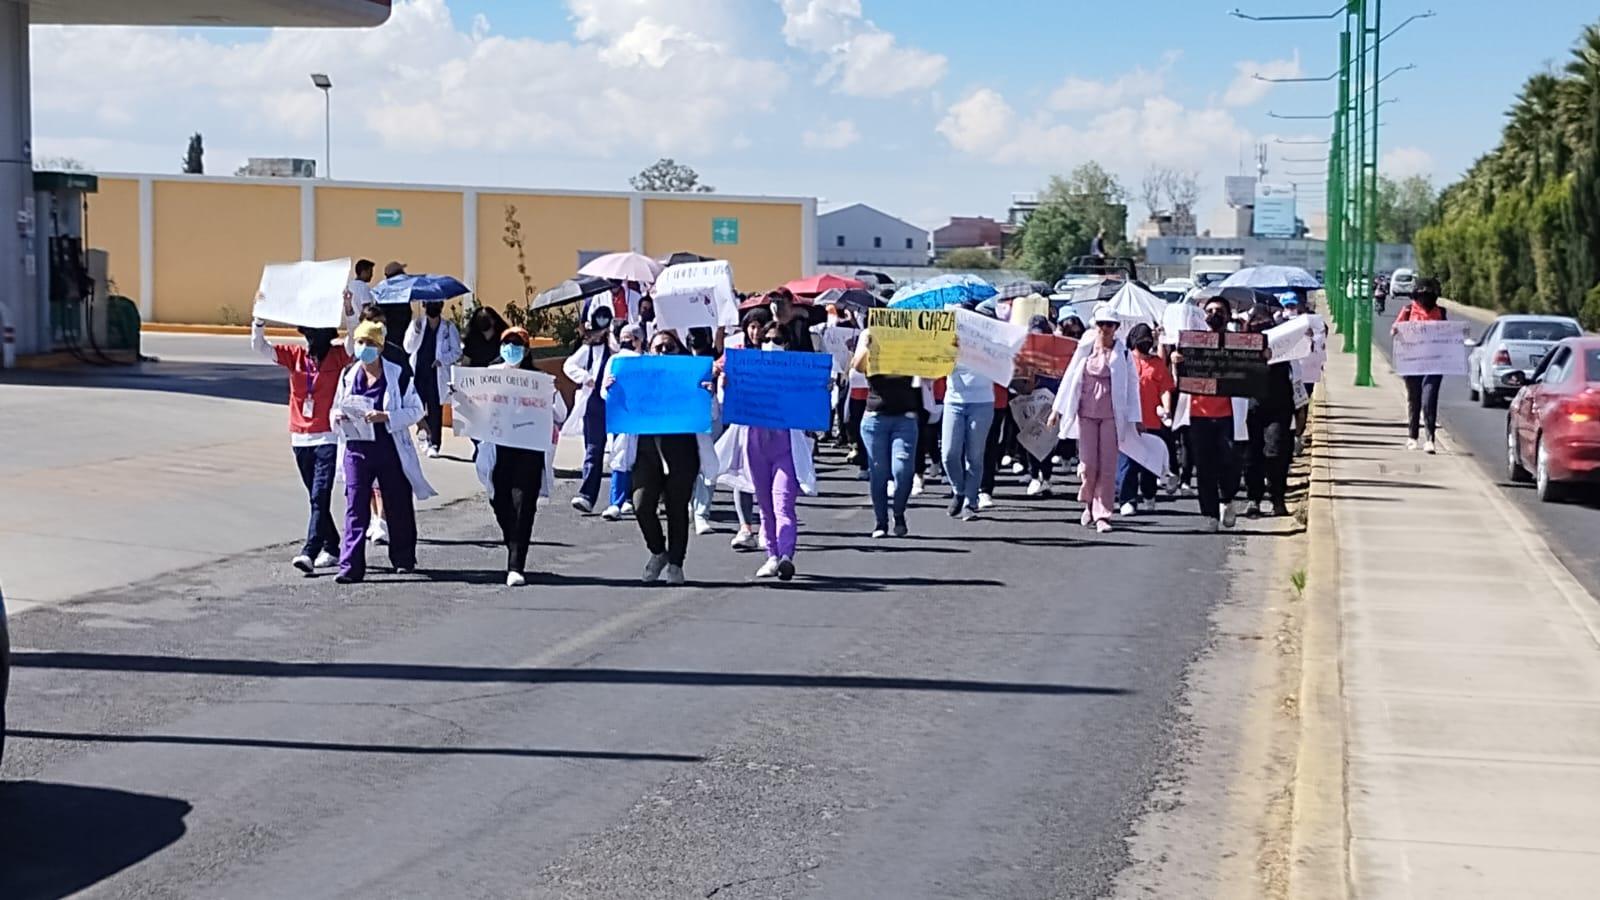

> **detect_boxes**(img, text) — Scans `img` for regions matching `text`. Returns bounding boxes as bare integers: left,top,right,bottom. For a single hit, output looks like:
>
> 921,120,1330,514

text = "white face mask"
761,342,779,351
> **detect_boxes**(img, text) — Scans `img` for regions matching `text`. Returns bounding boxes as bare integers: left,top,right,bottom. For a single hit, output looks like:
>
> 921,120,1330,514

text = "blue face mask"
500,343,526,366
356,344,382,364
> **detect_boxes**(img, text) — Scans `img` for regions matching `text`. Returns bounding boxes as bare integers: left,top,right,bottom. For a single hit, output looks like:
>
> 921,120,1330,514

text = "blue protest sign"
722,349,833,431
606,355,714,435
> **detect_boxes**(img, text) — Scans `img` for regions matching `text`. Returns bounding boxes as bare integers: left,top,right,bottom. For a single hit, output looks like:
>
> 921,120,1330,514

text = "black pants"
1245,410,1293,506
847,397,867,469
1028,451,1054,481
982,410,1007,494
1190,415,1241,520
915,413,940,477
1176,426,1196,486
416,375,444,450
633,435,700,567
1404,375,1442,441
490,446,544,574
293,444,339,558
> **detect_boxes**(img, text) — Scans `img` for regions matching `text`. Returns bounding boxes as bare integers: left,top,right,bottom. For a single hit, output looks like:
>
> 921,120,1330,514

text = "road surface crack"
704,862,821,898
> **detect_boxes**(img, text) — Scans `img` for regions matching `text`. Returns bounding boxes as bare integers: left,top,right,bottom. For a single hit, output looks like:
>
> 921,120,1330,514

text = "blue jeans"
861,412,918,526
1117,426,1168,504
941,402,994,510
610,470,632,508
578,391,607,503
293,443,339,558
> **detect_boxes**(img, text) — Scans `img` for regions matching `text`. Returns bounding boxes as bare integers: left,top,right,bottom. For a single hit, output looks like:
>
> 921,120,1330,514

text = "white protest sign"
653,260,739,332
1392,319,1470,376
1161,302,1206,344
253,258,352,328
1010,388,1059,462
1299,314,1329,383
334,395,376,442
1121,431,1171,480
449,366,557,451
1267,316,1316,363
955,309,1027,385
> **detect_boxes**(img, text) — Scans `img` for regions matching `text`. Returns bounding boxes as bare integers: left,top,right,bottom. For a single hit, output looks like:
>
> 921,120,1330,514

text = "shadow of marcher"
0,781,191,900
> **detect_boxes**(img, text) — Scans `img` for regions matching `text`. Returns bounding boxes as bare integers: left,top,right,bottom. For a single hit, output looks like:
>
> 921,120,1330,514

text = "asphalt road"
1,444,1291,899
1370,305,1600,597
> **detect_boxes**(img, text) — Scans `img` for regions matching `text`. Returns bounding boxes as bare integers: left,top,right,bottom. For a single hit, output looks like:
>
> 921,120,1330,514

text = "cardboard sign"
1392,319,1470,376
252,258,352,328
449,367,557,451
1267,315,1316,363
1010,294,1050,326
1010,388,1059,461
652,288,720,333
1176,330,1268,397
1015,333,1078,382
653,260,739,332
955,309,1027,385
867,308,958,377
605,355,714,435
722,349,833,431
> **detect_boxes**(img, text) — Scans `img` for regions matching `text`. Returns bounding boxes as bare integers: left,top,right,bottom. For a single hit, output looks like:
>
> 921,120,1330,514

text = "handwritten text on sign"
1392,319,1470,377
955,309,1027,385
1177,330,1268,397
867,308,957,377
606,355,715,435
654,260,739,332
722,350,834,431
1010,388,1059,462
1015,333,1078,383
450,367,557,451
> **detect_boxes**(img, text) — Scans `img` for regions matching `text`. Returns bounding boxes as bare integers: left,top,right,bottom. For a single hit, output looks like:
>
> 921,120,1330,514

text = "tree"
630,158,713,193
33,156,88,171
1015,161,1131,280
1375,175,1439,243
938,248,1000,270
182,133,204,175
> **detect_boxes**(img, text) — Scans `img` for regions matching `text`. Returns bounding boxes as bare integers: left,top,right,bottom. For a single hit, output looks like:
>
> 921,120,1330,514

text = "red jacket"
1395,300,1447,323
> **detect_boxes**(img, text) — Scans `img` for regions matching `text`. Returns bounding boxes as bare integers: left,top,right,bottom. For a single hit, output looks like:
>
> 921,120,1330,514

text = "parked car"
1,584,8,767
1390,267,1418,298
1469,315,1583,407
1506,336,1600,502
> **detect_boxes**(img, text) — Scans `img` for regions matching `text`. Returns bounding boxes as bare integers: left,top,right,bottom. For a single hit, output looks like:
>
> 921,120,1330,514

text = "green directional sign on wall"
711,217,739,245
376,208,403,228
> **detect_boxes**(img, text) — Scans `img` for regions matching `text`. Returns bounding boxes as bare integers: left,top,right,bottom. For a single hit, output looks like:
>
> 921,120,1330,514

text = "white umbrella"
579,252,664,287
1103,282,1167,327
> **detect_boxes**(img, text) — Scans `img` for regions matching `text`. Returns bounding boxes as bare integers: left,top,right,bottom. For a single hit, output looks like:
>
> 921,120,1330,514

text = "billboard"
1253,183,1298,238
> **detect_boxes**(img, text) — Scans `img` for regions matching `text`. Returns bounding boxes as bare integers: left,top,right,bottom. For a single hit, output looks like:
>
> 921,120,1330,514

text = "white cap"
1091,305,1120,326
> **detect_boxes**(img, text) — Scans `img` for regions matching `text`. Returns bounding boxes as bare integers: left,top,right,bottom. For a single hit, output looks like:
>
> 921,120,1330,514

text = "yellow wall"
643,199,803,293
153,181,301,324
476,194,630,307
87,177,141,306
315,186,462,280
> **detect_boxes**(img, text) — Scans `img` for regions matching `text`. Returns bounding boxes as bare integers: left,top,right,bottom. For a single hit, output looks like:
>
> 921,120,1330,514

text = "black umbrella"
531,275,612,311
853,269,895,287
665,251,715,267
815,287,880,316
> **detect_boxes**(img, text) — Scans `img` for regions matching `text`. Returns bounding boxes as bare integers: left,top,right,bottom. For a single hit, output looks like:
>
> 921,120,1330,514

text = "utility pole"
1355,0,1380,386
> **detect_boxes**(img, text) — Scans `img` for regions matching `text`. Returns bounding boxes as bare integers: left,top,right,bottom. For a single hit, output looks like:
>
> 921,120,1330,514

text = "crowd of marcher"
253,261,1324,588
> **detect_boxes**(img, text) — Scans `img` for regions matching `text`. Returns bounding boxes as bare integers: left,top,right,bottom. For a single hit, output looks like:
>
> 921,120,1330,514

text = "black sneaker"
777,558,795,582
947,496,964,517
1272,502,1291,518
334,572,361,585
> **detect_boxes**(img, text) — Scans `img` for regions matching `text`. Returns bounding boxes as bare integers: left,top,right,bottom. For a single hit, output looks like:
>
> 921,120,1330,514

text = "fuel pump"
32,170,112,361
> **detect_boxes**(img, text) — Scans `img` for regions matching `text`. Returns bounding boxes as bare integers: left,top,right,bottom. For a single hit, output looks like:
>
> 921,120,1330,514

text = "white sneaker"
369,518,389,545
756,558,782,578
662,564,686,585
1205,517,1221,533
291,554,314,574
1052,455,1064,466
1424,439,1436,455
1247,500,1263,517
1076,462,1087,480
571,495,594,514
1025,478,1042,496
506,571,526,587
911,475,925,496
426,446,440,459
1119,502,1137,517
600,504,622,522
642,553,668,583
694,515,714,535
313,550,339,569
977,493,995,510
619,501,635,516
1222,501,1239,529
730,530,758,550
1405,438,1419,451
1001,455,1014,468
1011,461,1026,475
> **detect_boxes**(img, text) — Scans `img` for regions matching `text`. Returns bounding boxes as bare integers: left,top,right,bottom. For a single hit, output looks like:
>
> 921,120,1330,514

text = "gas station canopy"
28,0,391,26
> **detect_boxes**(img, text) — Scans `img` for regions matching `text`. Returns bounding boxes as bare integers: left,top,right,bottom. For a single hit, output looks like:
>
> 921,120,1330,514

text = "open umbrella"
887,273,997,310
663,251,714,267
579,252,664,286
785,273,866,297
854,269,895,288
371,274,472,304
1197,285,1281,314
815,287,880,316
531,275,612,311
1219,265,1320,291
1102,282,1167,328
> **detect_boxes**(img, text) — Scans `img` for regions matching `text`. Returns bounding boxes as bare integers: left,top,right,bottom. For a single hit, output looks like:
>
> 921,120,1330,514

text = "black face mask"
1206,312,1229,331
424,303,444,318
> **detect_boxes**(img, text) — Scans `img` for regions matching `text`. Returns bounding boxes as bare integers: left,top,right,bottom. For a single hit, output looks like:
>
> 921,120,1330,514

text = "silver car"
1468,314,1583,407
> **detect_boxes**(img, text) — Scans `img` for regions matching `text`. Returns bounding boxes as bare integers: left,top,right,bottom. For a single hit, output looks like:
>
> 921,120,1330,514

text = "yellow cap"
353,321,386,345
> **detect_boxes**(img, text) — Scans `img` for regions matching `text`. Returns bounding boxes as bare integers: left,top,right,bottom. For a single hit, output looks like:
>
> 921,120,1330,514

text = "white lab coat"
1052,339,1170,476
714,425,818,496
332,359,438,501
472,363,570,500
560,342,613,441
402,318,462,401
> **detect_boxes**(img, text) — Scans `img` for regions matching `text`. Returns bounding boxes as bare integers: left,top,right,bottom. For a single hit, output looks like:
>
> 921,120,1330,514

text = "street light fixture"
310,73,332,179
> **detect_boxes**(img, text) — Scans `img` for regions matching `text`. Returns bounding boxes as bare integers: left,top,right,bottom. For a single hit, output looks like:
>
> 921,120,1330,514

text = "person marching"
404,300,462,458
941,352,996,520
331,320,437,582
1048,308,1143,533
356,303,408,545
1116,323,1176,516
715,318,818,581
851,329,922,538
563,304,617,513
724,308,773,550
251,316,352,573
1243,307,1298,517
599,323,644,521
461,306,510,368
1390,276,1447,454
1171,296,1251,532
471,327,568,586
1022,314,1060,497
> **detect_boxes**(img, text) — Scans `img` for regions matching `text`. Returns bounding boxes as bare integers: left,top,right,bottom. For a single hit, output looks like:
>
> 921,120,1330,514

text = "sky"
26,0,1600,235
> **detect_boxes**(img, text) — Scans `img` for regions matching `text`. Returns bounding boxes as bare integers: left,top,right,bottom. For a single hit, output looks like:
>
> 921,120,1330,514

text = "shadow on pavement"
12,652,1129,697
0,780,191,900
8,729,702,763
3,361,285,405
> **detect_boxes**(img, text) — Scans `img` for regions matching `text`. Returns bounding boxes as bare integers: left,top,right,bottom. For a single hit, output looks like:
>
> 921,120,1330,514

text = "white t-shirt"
348,279,375,308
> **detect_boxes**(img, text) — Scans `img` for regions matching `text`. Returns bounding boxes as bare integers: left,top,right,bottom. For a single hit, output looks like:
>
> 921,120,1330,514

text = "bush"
938,248,1000,269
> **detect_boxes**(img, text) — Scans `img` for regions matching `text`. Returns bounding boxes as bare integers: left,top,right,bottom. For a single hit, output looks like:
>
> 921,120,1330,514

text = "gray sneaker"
662,564,686,585
642,553,668,583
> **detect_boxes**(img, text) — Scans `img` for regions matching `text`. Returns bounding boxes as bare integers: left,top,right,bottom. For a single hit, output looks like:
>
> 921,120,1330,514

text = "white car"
1468,314,1583,407
1390,267,1418,298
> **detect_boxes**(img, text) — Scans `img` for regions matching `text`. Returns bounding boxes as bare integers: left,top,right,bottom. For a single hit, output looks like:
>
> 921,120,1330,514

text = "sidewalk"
1313,346,1600,896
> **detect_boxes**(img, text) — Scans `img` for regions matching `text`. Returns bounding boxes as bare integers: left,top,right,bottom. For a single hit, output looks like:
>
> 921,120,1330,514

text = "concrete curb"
142,322,301,337
1286,377,1351,899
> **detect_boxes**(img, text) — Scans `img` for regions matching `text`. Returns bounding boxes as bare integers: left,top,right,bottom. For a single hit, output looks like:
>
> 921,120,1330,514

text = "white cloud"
1381,146,1434,178
778,0,947,97
1047,54,1178,112
30,0,786,163
802,119,861,150
1222,52,1303,107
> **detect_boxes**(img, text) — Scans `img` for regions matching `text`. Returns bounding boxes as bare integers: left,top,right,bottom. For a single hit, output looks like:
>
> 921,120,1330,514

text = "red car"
1506,336,1600,501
